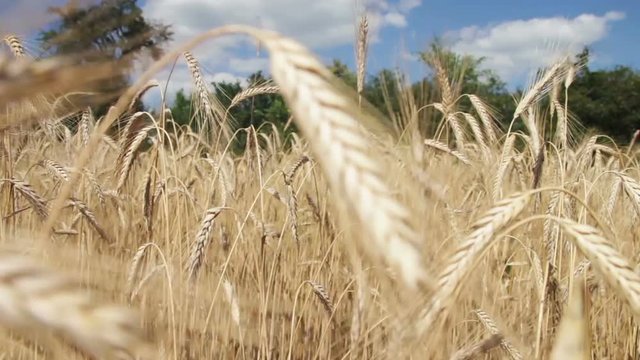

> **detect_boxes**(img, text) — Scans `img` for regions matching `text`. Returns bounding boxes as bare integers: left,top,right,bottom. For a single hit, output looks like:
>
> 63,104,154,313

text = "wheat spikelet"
446,113,466,149
83,168,105,206
417,192,530,335
183,51,228,141
431,55,454,111
544,191,562,263
187,207,227,281
0,252,151,358
355,14,369,103
39,159,69,182
550,278,589,360
260,29,429,289
493,134,516,201
466,94,498,144
66,198,110,242
461,112,489,156
424,138,471,165
3,178,48,219
115,125,154,191
605,176,622,222
513,59,567,121
474,309,523,360
553,99,567,149
227,83,280,111
3,35,25,57
558,219,640,316
522,109,541,157
305,280,333,317
615,172,640,216
284,155,310,243
127,243,154,296
450,334,503,360
77,108,92,147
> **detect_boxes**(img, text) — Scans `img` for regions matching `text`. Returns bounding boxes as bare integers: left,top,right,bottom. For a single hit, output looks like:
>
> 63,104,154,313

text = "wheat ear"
66,198,110,242
474,309,523,360
115,125,154,191
355,14,368,105
284,155,310,242
260,29,429,289
0,252,151,358
450,334,503,360
466,94,498,144
424,138,471,165
513,59,567,121
3,35,25,57
187,207,228,281
417,192,530,335
39,159,70,182
558,219,640,316
305,280,334,317
3,178,48,219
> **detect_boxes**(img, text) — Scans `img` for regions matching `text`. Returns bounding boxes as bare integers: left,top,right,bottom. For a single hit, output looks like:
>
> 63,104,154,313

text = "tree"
40,0,172,114
170,89,192,127
568,62,640,142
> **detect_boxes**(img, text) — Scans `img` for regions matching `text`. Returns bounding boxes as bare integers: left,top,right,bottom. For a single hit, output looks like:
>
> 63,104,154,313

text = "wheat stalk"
222,278,241,328
550,278,589,360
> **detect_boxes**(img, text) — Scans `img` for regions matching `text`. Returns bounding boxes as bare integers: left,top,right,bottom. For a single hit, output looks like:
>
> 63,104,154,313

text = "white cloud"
142,0,422,102
444,11,625,83
384,12,408,28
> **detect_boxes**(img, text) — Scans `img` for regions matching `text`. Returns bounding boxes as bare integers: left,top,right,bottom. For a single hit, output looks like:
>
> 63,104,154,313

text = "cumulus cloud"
141,0,422,101
444,11,625,82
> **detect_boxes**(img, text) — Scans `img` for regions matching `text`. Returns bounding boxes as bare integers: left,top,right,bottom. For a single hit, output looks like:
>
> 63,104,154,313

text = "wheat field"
1,20,639,360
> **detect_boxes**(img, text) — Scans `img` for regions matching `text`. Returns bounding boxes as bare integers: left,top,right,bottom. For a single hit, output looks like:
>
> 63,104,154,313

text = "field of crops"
1,20,639,360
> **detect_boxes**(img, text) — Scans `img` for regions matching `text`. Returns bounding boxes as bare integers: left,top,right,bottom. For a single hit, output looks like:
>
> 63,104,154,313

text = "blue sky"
2,0,638,98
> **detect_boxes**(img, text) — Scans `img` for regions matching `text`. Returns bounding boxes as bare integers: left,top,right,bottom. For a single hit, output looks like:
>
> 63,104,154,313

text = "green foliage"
170,44,639,151
40,0,172,115
568,62,640,142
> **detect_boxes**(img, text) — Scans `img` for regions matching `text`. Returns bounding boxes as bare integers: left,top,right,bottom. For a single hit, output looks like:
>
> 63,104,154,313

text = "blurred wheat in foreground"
1,24,640,360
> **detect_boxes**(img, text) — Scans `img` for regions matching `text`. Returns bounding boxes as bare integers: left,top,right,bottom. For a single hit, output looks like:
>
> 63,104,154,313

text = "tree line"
30,0,640,148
